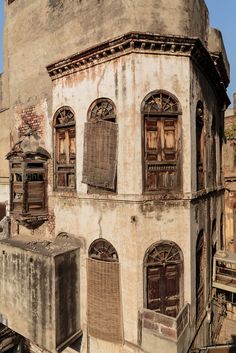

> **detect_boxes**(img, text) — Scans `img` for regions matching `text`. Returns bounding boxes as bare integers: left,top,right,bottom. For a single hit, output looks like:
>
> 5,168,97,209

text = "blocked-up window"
142,91,181,192
82,99,117,192
87,239,123,343
54,107,76,190
196,102,204,190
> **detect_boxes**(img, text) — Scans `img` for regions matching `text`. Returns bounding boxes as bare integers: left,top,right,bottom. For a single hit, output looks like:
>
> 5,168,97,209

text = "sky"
0,1,235,103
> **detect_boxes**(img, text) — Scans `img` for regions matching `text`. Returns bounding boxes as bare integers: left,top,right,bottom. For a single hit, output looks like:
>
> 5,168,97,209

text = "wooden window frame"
54,107,76,191
10,159,48,216
211,115,217,187
83,98,117,193
143,241,184,318
141,90,182,194
88,238,119,262
196,101,205,191
196,230,206,322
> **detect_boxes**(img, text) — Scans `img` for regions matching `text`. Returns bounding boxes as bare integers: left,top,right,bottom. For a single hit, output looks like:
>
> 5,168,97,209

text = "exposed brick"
160,326,177,341
154,313,174,328
143,319,159,333
17,106,44,137
143,310,155,321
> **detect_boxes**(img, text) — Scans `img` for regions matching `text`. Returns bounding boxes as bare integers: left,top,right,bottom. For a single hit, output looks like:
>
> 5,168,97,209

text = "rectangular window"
54,108,76,190
82,121,118,191
144,116,179,192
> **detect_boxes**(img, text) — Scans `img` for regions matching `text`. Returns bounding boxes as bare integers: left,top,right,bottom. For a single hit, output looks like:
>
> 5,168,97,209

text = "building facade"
0,1,231,353
223,95,236,251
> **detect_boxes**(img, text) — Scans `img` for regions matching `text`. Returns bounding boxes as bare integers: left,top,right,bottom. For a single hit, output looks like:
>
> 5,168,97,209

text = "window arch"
54,106,76,189
196,230,205,321
142,90,182,192
88,238,119,262
88,98,116,123
82,98,118,192
144,241,183,317
196,101,204,190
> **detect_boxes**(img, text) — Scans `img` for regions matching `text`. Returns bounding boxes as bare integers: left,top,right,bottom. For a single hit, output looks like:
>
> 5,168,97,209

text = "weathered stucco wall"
49,53,191,195
5,0,209,107
0,1,229,353
0,238,80,352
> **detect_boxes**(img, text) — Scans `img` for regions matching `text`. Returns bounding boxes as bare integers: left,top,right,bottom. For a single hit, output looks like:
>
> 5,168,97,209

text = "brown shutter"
82,121,118,190
145,116,179,191
87,258,123,343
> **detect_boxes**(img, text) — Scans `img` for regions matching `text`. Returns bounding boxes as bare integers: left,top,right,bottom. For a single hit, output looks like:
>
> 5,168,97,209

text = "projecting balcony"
140,303,190,344
213,251,236,293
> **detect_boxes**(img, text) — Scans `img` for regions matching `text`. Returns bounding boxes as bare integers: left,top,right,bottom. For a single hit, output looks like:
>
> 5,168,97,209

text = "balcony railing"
213,251,236,293
140,303,190,342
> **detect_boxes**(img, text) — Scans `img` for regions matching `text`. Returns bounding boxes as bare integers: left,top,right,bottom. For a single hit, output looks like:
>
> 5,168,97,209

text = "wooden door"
147,263,180,317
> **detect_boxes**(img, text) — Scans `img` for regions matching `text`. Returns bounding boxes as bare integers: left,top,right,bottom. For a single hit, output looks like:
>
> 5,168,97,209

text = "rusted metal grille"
87,258,123,343
82,121,118,190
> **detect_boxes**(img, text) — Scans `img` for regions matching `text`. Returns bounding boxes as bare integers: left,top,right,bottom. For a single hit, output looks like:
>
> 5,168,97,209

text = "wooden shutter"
57,130,66,164
145,116,179,191
82,121,118,190
196,120,204,190
196,234,205,320
147,264,180,317
87,258,123,343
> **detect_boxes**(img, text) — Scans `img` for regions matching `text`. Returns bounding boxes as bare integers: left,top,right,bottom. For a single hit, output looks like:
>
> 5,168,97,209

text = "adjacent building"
0,1,231,353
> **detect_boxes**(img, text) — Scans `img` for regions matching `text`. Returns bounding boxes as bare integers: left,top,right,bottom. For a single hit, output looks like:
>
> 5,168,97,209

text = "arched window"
54,107,76,190
88,238,119,262
82,98,118,192
87,239,122,342
144,241,183,317
196,230,205,320
142,90,181,192
196,102,204,190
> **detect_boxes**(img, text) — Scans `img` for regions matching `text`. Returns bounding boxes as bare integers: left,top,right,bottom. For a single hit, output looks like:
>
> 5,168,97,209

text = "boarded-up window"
144,241,183,318
82,99,117,191
54,107,76,190
196,230,205,321
196,102,204,190
87,239,123,343
142,91,181,192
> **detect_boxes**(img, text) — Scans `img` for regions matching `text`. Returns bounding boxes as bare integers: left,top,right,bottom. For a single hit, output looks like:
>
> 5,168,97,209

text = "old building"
0,0,231,353
223,94,236,251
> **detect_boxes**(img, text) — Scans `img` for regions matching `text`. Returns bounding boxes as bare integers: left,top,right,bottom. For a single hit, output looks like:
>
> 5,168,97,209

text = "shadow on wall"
229,336,236,352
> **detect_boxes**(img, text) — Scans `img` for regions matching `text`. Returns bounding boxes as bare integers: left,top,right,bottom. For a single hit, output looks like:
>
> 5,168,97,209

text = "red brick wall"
17,106,44,137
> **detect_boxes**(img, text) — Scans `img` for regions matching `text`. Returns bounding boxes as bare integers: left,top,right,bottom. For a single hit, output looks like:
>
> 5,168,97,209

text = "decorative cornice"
46,31,230,106
210,51,230,88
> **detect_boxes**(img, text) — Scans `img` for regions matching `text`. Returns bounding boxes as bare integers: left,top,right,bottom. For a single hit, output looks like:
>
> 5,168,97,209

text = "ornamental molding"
46,32,229,105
